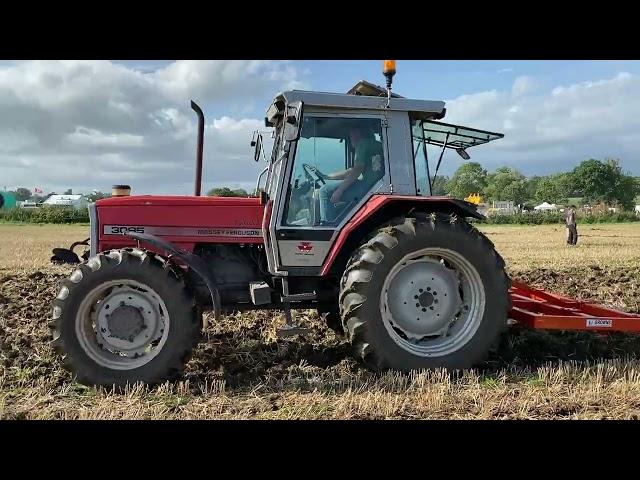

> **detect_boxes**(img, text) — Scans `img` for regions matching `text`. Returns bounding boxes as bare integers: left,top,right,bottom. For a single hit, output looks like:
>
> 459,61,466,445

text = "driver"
315,125,384,223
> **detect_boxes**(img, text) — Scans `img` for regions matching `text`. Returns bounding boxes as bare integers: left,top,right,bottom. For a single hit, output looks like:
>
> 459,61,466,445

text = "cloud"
440,72,640,176
67,127,145,147
511,76,537,97
1,61,639,197
0,60,306,194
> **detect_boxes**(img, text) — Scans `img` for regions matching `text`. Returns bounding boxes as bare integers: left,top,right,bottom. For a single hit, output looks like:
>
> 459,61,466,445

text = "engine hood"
96,195,264,208
95,195,266,251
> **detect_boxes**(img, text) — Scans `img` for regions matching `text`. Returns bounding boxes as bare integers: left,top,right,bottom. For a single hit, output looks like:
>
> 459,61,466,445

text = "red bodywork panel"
319,195,469,275
97,194,476,274
97,195,265,253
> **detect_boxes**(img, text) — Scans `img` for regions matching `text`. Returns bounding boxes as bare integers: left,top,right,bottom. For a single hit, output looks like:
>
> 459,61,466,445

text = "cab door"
269,110,391,276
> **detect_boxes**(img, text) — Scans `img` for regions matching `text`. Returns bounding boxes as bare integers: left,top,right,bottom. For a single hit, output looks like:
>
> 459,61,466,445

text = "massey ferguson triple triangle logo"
297,242,313,253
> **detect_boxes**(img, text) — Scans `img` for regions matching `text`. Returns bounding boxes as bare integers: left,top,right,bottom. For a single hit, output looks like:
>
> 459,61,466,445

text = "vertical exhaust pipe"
191,100,205,196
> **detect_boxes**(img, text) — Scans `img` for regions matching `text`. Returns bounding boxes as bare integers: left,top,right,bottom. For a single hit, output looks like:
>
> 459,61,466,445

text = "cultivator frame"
509,281,640,332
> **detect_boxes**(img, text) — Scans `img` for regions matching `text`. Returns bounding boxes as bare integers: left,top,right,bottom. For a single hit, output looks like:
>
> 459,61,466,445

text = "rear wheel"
51,249,201,388
339,213,510,371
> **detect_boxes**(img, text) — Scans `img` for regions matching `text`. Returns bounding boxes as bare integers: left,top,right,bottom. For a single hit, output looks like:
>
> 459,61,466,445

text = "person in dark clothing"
316,125,384,223
565,206,578,245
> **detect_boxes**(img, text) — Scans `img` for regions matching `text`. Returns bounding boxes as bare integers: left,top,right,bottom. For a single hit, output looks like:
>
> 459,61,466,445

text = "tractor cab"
255,75,503,278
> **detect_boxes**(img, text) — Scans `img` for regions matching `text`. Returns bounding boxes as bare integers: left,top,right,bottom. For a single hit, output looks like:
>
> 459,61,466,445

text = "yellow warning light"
383,60,396,76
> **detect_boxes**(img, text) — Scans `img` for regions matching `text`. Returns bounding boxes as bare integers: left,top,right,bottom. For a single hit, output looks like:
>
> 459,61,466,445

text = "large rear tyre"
51,248,200,388
339,213,510,371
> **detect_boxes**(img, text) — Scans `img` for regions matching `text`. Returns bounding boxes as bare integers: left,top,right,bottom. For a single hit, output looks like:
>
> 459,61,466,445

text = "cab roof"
273,80,446,121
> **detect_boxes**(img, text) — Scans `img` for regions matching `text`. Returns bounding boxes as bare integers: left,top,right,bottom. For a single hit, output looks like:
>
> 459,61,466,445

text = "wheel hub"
418,291,434,308
76,279,171,371
385,258,462,338
380,247,486,358
94,286,163,354
107,305,145,341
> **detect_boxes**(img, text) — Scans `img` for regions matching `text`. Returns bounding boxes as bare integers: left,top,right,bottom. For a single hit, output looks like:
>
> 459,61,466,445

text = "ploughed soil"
1,265,640,419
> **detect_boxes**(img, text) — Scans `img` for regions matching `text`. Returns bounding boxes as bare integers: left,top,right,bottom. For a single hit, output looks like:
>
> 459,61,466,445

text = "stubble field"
1,222,640,419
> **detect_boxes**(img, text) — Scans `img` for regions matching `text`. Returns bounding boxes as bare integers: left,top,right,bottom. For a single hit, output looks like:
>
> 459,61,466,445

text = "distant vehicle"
19,200,41,209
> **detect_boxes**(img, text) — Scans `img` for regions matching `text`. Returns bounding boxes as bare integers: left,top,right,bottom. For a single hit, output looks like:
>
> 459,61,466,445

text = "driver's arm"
331,164,364,195
324,168,352,180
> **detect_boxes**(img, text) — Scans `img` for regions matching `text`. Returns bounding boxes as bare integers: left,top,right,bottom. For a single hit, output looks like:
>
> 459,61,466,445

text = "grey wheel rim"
75,279,170,370
380,247,485,357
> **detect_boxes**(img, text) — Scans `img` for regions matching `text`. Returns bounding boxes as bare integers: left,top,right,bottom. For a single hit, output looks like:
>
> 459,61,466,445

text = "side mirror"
456,148,470,160
283,101,303,142
253,134,263,162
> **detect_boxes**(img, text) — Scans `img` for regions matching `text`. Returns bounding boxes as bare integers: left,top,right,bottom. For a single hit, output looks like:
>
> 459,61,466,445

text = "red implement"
509,281,640,332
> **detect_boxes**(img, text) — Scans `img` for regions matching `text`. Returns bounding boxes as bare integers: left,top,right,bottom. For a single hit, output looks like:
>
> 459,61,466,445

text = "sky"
1,60,639,195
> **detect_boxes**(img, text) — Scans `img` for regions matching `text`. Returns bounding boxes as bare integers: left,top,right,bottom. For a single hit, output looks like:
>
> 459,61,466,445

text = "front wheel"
51,249,201,388
339,213,510,371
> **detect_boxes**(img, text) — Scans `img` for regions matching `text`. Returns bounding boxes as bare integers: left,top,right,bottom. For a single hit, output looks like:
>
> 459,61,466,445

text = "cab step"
276,278,314,338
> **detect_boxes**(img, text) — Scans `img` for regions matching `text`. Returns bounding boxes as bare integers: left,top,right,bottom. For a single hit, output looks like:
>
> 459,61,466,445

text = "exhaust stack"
191,100,205,196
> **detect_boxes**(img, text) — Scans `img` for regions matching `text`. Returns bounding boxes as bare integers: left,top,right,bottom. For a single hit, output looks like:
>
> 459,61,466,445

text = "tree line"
436,158,639,210
7,157,638,210
4,188,111,203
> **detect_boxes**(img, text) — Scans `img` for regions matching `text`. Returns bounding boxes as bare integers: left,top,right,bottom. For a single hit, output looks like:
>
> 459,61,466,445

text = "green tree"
207,187,249,197
571,158,636,210
14,187,32,201
555,172,574,200
533,174,565,204
447,162,487,200
430,175,449,196
526,175,542,202
485,167,528,205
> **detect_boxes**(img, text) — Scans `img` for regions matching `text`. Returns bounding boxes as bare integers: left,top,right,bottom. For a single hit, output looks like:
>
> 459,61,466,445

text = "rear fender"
321,195,485,276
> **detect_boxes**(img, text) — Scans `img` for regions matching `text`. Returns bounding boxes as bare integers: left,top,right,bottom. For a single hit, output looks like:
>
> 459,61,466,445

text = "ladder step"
281,292,316,302
276,325,312,338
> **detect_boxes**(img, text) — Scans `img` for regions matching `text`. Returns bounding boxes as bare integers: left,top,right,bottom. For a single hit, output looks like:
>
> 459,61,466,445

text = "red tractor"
51,62,640,387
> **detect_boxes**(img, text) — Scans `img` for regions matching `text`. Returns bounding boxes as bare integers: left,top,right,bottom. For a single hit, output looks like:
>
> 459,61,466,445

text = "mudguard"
321,195,485,276
125,232,222,320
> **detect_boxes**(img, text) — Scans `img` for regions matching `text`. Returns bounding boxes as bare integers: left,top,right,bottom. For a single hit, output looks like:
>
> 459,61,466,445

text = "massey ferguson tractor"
51,61,640,387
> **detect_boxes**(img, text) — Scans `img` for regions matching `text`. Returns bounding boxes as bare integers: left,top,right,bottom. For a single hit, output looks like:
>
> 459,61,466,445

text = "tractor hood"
94,195,266,254
96,195,264,208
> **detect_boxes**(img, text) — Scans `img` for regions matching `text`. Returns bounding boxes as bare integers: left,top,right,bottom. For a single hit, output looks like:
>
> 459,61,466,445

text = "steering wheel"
302,163,326,185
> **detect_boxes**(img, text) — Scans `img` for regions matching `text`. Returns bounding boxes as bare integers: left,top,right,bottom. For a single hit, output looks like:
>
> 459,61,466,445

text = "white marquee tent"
534,202,557,211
